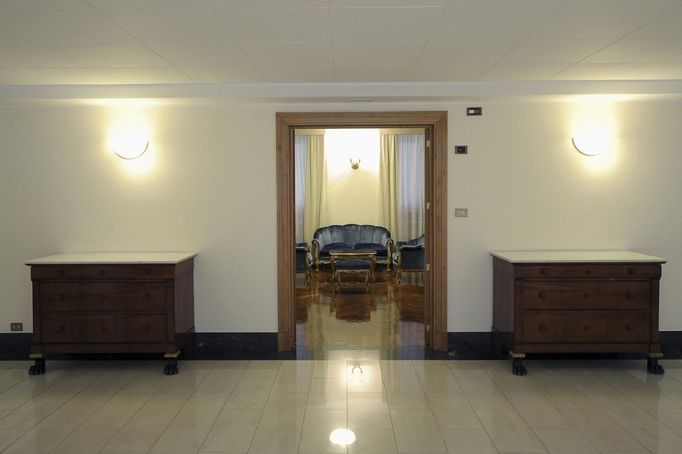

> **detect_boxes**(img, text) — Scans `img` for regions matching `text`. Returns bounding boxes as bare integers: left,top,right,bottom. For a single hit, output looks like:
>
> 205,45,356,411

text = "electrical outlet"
455,145,468,155
466,106,482,116
10,322,23,332
454,208,468,218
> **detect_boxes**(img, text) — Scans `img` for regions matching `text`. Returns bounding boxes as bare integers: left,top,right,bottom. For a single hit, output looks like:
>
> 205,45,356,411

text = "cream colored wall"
321,129,381,226
1,99,681,333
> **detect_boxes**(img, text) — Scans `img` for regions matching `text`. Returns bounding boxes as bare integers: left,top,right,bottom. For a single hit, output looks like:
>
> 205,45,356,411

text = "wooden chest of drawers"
491,251,666,376
26,253,196,375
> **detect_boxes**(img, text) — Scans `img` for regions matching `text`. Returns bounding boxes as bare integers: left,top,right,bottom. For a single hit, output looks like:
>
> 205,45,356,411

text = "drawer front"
31,264,175,280
521,312,650,343
515,263,660,279
520,281,651,311
41,314,166,344
40,282,165,312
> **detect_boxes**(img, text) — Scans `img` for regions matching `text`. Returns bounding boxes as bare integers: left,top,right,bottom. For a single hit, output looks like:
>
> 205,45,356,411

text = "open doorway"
276,112,448,352
294,128,427,351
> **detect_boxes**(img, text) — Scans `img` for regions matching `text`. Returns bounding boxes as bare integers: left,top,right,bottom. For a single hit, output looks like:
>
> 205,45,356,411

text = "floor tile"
426,393,481,429
475,407,546,453
225,378,274,409
248,428,301,454
307,378,347,410
390,409,446,453
101,407,178,452
349,429,397,454
384,378,428,409
439,428,497,454
505,392,571,429
260,392,308,429
50,427,118,454
169,393,228,429
533,428,598,454
201,407,261,453
559,406,649,453
150,427,209,454
81,392,151,429
299,409,348,453
348,392,392,432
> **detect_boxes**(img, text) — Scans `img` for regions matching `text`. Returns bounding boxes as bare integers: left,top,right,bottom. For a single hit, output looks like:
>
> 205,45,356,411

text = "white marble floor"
1,356,682,453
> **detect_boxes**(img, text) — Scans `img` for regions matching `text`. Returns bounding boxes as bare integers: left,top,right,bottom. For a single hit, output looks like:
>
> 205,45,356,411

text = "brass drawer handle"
537,292,547,300
625,323,635,332
625,291,635,300
539,324,549,333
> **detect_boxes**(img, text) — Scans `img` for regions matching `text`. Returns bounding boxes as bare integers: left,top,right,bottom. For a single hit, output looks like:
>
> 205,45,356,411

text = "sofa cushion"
354,243,388,257
320,242,353,257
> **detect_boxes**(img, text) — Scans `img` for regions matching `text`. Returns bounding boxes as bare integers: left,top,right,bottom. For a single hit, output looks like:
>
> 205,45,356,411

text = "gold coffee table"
330,250,377,292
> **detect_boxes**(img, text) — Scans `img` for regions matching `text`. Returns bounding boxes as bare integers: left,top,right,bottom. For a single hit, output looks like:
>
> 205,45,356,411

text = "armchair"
295,242,312,287
393,234,425,284
311,224,394,271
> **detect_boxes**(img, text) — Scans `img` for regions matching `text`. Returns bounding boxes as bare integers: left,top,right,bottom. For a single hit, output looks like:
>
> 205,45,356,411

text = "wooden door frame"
276,111,448,352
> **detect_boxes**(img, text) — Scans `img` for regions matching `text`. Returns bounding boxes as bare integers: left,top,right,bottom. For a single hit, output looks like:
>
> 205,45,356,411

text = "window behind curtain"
294,135,308,243
397,134,425,241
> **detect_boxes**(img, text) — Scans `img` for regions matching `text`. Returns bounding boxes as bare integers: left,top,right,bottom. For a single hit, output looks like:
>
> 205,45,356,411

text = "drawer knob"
584,269,592,275
142,293,151,301
625,291,635,300
628,267,637,275
56,325,66,333
99,270,106,276
582,293,589,299
540,268,549,276
56,269,64,276
625,323,635,332
538,324,549,333
537,292,547,300
582,325,589,332
56,294,64,301
101,326,108,332
142,324,151,332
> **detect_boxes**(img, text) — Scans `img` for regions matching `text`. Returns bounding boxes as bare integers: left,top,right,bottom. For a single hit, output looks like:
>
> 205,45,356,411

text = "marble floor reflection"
1,357,682,453
295,269,425,351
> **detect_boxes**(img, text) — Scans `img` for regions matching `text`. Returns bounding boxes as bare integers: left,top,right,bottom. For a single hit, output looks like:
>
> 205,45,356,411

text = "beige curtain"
379,129,425,242
298,130,326,243
379,133,398,239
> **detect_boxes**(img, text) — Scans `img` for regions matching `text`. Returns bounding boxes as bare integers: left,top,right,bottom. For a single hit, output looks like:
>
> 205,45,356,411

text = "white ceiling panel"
105,9,236,47
553,62,682,80
31,68,121,84
242,42,333,68
0,9,135,46
0,0,90,11
211,5,331,43
181,65,264,83
430,3,560,45
481,62,570,80
257,64,335,83
0,69,52,84
334,64,412,82
330,0,449,6
501,39,611,63
331,6,445,43
625,5,682,41
0,45,169,69
87,0,213,10
148,44,253,69
531,0,678,40
408,63,490,81
587,39,682,63
333,42,424,66
417,41,517,66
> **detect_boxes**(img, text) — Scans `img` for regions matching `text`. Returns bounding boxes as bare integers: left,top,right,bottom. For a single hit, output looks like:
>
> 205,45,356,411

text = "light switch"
454,208,468,218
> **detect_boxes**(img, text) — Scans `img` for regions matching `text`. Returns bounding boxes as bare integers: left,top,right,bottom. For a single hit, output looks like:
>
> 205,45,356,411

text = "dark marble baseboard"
2,331,681,361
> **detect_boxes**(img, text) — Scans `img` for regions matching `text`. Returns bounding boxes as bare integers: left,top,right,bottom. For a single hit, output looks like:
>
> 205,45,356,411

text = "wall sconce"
349,158,361,170
111,134,149,160
571,126,612,157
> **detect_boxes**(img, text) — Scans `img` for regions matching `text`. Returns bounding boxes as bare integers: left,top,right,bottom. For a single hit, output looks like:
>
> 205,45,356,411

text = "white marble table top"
26,252,197,265
490,250,666,264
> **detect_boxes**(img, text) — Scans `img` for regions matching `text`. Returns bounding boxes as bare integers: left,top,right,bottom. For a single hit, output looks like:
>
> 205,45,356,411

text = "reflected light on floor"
329,428,356,446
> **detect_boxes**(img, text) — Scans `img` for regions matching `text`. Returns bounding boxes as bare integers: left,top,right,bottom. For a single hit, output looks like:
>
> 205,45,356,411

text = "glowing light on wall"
569,98,619,173
107,110,155,176
325,129,380,178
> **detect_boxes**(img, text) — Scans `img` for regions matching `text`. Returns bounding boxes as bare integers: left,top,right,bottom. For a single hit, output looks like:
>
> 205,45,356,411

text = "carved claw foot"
28,358,45,376
647,357,664,375
512,358,527,376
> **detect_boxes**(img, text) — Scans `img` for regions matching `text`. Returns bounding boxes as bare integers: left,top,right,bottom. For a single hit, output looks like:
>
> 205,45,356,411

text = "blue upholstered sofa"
312,224,394,270
393,234,425,284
